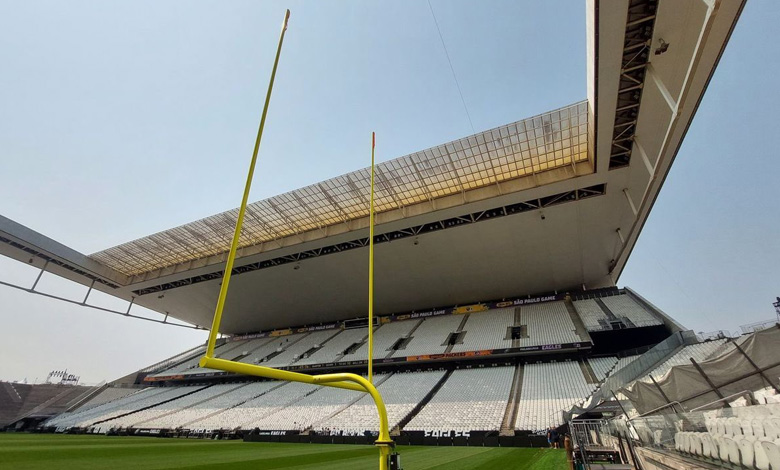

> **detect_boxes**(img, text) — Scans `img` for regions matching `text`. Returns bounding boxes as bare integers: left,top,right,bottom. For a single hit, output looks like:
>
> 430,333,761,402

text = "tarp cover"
621,325,780,414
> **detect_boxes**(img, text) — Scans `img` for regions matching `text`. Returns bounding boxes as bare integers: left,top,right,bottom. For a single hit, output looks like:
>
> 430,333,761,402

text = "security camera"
655,38,669,55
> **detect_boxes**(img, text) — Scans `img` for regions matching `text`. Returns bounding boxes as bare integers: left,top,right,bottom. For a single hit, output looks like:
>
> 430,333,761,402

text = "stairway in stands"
500,363,524,436
443,315,470,354
395,369,453,433
564,298,593,343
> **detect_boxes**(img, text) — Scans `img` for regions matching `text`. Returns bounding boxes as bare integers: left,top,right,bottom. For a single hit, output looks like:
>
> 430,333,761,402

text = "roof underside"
91,102,589,277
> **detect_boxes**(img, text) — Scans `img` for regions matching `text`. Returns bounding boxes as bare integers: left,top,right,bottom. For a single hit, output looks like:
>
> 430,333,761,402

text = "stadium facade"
6,2,779,467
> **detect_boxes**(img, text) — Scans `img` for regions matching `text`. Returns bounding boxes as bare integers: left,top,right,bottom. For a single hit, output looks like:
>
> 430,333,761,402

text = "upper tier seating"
515,360,595,431
318,370,446,434
153,342,246,376
518,302,581,347
394,315,463,357
601,295,662,328
405,366,514,432
340,320,420,362
573,299,610,331
141,345,207,374
237,334,306,365
263,331,337,368
294,328,368,366
450,309,514,353
150,338,278,377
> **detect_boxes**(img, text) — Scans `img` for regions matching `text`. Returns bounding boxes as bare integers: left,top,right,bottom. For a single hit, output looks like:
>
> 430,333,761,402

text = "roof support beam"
622,188,638,217
616,228,626,245
646,63,678,114
633,137,655,176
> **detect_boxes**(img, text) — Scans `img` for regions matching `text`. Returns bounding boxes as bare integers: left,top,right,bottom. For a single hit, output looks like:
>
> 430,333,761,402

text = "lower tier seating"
47,386,201,430
317,370,446,435
515,360,595,431
405,366,514,432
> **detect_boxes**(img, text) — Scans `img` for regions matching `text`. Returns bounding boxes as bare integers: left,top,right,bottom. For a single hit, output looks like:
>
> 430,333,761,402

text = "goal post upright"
198,10,393,470
368,131,376,383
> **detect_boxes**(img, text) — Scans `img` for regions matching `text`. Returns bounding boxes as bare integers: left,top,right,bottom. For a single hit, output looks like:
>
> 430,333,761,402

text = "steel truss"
610,0,658,169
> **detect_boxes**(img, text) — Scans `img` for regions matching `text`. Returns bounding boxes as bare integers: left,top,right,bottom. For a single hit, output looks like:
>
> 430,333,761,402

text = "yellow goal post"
197,9,394,470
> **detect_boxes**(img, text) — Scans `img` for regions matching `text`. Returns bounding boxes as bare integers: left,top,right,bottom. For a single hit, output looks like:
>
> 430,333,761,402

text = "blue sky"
0,0,777,383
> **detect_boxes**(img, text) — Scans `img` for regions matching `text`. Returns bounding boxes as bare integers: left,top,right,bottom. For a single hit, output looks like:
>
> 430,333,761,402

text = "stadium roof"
92,102,590,277
0,0,747,333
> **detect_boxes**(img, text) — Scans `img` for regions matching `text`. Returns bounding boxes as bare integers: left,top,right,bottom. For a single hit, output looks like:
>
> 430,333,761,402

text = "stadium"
2,0,779,469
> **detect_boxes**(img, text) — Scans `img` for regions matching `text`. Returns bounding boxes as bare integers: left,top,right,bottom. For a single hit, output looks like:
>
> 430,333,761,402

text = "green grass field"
0,433,566,469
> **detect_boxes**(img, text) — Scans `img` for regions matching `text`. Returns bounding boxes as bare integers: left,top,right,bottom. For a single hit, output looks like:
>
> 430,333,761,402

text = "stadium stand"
152,341,250,375
100,384,244,429
230,381,317,430
450,309,514,352
673,403,780,468
0,382,28,428
344,320,420,361
139,344,207,374
294,328,368,365
0,382,94,429
406,366,514,432
518,302,581,346
317,370,446,435
263,331,336,367
613,355,641,372
153,383,274,430
515,361,595,431
600,294,662,328
47,386,202,430
69,387,139,411
392,315,463,357
243,379,371,431
587,356,619,382
238,335,305,365
185,381,285,431
639,339,728,383
573,299,610,331
31,290,716,438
